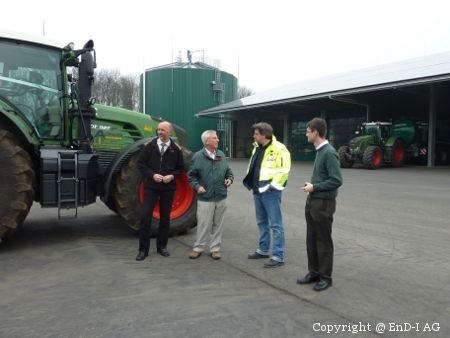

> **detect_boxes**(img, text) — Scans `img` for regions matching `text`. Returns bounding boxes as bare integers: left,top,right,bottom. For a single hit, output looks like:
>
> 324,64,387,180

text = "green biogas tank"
393,119,417,145
140,61,238,152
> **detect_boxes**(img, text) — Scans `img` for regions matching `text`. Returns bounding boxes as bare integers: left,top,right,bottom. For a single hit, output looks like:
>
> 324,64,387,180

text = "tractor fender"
0,108,38,145
384,136,401,147
353,135,373,150
100,137,156,203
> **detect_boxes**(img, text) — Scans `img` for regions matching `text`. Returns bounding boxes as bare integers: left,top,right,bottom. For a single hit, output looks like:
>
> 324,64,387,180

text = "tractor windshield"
363,125,380,138
0,40,63,138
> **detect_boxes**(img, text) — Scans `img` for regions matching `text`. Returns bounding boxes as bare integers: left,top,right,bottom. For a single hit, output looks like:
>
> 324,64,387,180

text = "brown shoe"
189,250,202,259
211,251,221,260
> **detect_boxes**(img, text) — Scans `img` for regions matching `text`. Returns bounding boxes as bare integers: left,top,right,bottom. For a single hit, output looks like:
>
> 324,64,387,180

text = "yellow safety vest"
244,135,291,193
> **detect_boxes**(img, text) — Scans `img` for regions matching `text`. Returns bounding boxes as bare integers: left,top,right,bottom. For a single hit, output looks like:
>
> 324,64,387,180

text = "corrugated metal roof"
196,51,450,116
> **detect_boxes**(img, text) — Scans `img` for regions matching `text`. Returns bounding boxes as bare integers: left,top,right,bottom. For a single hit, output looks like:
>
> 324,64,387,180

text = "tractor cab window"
0,40,63,138
380,125,391,140
364,125,379,138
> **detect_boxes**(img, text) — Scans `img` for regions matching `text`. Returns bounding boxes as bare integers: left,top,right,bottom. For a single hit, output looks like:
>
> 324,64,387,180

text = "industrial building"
197,51,450,166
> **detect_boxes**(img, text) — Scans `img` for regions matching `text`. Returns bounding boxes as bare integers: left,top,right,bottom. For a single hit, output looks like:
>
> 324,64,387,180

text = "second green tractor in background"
338,120,428,169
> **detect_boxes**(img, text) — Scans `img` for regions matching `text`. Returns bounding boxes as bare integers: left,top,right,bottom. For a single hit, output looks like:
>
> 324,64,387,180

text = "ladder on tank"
213,70,225,104
57,151,79,219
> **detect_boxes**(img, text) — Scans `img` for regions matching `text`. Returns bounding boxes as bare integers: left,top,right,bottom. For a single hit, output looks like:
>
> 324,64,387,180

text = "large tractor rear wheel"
0,127,35,241
114,150,196,236
391,139,405,167
363,145,383,169
338,145,354,168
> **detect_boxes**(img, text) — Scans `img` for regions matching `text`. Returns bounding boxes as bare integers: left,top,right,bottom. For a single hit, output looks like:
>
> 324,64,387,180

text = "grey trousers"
193,199,227,252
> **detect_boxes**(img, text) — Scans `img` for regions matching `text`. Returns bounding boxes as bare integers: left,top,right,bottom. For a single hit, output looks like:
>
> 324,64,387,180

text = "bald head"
157,121,173,142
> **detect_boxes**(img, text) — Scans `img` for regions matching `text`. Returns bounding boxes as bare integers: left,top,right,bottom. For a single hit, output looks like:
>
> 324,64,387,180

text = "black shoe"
157,248,170,257
248,252,270,259
314,278,332,291
264,259,284,268
297,272,320,284
135,251,148,261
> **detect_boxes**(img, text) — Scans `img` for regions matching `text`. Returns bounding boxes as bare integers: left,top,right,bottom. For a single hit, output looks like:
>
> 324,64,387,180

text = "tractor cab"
361,122,392,144
0,39,63,138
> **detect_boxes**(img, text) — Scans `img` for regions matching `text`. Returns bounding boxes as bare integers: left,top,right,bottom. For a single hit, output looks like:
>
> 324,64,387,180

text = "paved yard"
1,160,449,337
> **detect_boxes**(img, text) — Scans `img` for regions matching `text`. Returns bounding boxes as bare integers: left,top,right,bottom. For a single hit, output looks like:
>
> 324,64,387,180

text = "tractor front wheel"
0,127,35,241
363,145,383,169
338,145,354,168
114,152,196,236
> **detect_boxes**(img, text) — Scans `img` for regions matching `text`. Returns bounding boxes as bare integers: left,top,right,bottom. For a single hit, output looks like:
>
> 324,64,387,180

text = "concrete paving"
1,160,449,337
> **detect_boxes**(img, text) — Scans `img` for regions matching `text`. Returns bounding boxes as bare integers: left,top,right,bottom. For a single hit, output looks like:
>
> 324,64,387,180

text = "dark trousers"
139,188,175,253
305,196,336,280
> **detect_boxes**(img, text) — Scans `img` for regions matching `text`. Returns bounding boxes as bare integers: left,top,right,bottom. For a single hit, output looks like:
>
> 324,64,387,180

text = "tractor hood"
94,104,153,127
93,104,187,147
349,135,374,149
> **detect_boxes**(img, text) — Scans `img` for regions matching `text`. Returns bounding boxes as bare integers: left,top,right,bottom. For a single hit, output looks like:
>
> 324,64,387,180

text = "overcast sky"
2,0,450,93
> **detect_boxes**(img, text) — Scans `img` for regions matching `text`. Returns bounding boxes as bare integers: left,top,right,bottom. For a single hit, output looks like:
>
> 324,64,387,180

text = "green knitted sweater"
310,143,343,199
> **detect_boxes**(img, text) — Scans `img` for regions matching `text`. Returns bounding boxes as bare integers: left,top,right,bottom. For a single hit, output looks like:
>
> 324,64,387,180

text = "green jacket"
310,143,343,199
188,149,234,202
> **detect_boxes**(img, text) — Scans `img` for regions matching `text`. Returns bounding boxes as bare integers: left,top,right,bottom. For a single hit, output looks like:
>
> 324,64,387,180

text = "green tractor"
0,32,196,242
338,120,427,169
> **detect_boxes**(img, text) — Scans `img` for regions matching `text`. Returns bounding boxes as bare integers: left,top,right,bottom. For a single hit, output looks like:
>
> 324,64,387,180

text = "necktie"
160,143,167,155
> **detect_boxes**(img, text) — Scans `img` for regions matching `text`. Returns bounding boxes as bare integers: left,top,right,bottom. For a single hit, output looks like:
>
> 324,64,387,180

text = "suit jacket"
137,137,184,191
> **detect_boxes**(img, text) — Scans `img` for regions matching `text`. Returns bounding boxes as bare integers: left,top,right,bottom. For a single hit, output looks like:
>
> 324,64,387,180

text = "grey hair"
201,130,217,145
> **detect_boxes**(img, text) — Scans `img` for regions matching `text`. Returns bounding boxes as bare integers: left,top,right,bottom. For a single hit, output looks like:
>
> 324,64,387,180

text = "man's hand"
198,186,206,194
224,179,233,187
162,175,174,183
153,174,164,182
303,181,314,193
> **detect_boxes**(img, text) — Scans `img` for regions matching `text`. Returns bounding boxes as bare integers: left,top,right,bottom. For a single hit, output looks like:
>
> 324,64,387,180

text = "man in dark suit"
136,121,184,261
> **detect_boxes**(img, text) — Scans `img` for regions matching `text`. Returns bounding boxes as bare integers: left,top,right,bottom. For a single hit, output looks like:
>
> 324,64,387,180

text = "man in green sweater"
297,117,343,291
188,130,234,260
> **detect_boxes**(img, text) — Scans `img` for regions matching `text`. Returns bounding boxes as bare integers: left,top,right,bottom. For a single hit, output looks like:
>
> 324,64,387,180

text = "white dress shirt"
157,138,171,153
315,140,329,150
205,148,216,160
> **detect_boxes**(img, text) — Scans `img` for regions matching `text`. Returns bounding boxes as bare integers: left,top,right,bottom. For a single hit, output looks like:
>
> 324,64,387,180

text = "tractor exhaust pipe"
77,40,97,152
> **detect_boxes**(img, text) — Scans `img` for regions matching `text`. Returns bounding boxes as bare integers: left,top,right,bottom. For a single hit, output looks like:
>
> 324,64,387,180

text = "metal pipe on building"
427,84,436,167
283,114,289,146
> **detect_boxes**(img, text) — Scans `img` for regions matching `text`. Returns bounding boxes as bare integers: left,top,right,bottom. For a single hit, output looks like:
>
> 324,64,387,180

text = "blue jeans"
253,189,285,262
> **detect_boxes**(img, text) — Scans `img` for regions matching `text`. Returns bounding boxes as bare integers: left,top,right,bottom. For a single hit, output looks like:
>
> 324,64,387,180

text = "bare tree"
238,85,254,99
119,74,139,110
92,69,139,110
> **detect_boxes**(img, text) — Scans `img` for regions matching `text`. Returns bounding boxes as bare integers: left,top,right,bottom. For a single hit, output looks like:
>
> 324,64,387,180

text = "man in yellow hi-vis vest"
243,122,291,268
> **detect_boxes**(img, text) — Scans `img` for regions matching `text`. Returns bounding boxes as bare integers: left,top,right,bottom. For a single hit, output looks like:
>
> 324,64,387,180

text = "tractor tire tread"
0,127,35,241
